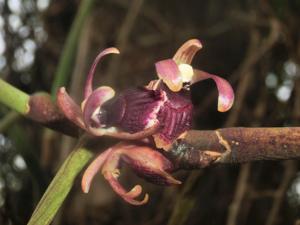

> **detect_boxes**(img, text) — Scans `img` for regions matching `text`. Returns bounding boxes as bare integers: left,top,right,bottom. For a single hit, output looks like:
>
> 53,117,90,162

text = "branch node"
166,141,219,169
215,130,232,162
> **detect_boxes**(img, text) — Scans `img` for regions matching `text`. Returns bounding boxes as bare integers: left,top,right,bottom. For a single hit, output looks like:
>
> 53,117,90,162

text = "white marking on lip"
144,91,168,129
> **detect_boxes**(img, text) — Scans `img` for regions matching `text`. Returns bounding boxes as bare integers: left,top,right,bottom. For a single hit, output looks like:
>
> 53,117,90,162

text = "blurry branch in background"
294,78,300,122
265,162,297,225
226,163,251,225
107,0,144,86
50,0,97,98
7,125,48,198
111,0,171,34
0,111,20,132
195,17,281,116
167,172,203,225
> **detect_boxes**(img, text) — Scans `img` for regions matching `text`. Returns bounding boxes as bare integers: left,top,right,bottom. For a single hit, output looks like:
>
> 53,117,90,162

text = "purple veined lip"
97,84,194,150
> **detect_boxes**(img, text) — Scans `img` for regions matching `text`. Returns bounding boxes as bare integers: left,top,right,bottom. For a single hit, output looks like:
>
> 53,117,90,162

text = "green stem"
0,79,29,114
50,0,96,98
27,147,93,225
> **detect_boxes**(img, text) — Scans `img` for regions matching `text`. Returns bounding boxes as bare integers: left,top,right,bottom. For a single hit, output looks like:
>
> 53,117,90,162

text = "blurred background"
0,0,300,224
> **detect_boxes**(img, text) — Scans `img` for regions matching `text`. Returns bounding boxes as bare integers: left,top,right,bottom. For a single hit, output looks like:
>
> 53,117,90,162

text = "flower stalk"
0,79,80,136
0,78,30,114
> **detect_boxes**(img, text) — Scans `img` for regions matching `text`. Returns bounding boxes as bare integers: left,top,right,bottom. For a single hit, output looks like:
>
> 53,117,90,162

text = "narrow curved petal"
82,147,148,205
104,172,149,205
193,69,234,112
155,59,182,92
57,87,85,130
82,86,115,130
81,148,113,193
95,144,149,205
84,48,120,99
173,39,202,64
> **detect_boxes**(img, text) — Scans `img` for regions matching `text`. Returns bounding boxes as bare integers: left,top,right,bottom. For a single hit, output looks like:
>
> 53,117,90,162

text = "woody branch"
167,128,300,169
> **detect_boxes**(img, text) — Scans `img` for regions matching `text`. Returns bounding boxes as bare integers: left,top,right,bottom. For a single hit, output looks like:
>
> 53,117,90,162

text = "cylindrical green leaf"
27,148,93,225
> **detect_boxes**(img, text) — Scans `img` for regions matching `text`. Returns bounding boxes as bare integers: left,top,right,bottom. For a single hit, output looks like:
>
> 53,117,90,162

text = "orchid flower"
57,39,234,205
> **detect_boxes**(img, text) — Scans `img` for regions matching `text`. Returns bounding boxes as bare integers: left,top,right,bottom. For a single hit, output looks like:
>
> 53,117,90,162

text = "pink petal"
104,172,149,205
155,59,182,92
84,48,120,99
81,144,148,205
56,87,85,130
173,39,202,64
82,86,115,130
81,148,113,193
193,69,234,112
92,143,149,205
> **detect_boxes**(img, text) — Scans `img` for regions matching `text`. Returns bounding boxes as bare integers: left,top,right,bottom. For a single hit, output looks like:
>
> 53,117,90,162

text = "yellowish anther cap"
178,63,194,83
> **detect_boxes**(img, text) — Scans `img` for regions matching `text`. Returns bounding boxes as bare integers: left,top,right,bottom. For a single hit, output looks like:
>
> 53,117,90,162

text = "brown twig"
168,127,300,169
